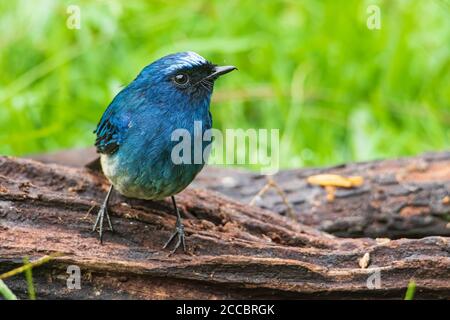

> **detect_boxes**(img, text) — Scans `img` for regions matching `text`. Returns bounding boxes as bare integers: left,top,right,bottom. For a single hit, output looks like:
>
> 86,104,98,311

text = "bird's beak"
205,65,237,80
213,65,237,77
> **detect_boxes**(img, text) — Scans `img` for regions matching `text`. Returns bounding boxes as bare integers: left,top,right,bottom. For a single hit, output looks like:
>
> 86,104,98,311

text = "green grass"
0,257,38,300
0,279,18,300
23,257,36,300
404,279,416,300
0,0,449,168
0,254,58,300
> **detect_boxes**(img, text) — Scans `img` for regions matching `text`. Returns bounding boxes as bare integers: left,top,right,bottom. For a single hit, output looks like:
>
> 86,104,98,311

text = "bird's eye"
173,73,189,87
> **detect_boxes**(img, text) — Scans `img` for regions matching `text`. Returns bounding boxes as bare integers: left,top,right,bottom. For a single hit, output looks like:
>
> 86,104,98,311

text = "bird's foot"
163,219,186,255
92,203,114,244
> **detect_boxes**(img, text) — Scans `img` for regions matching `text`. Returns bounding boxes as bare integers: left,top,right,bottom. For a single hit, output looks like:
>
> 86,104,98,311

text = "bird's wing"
94,95,131,155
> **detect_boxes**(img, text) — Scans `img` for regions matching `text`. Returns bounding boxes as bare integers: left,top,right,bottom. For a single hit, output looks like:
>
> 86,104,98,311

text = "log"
194,152,450,239
31,148,450,239
0,155,449,299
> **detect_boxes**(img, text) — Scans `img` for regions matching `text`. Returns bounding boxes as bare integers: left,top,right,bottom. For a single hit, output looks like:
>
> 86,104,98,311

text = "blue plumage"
91,51,236,252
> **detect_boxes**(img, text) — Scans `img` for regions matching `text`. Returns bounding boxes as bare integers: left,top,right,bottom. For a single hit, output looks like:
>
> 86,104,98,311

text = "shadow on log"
1,155,449,299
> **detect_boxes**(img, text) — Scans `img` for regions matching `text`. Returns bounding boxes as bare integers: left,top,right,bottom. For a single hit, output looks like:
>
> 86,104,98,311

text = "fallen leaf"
307,174,364,188
359,252,370,269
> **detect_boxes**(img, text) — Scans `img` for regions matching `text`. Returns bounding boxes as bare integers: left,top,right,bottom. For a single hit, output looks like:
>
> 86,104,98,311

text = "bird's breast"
100,109,212,200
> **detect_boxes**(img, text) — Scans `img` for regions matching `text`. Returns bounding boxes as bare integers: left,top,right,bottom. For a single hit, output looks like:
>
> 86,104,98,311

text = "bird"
91,51,236,254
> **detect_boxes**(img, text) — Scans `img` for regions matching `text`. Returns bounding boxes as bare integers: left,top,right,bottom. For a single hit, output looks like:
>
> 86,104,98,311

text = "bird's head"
134,51,236,106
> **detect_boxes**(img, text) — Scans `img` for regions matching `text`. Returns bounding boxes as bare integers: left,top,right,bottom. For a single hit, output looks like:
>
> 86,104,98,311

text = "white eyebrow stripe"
165,53,208,73
183,51,207,64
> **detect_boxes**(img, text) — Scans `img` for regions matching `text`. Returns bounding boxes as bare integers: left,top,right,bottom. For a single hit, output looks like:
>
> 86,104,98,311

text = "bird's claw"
92,204,114,244
163,221,186,255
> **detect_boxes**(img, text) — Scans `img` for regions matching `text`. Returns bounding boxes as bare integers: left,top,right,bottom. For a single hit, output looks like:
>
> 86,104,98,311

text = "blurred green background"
0,0,449,168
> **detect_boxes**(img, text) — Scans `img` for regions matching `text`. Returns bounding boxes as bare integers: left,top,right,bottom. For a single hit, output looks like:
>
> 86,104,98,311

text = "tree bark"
31,148,450,239
0,155,449,299
194,152,450,239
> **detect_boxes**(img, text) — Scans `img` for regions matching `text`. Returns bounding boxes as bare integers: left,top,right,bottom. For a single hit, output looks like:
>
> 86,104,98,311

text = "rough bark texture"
194,152,450,239
31,148,450,239
1,155,449,299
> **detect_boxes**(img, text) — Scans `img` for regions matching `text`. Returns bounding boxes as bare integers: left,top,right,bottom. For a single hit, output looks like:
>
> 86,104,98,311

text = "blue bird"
92,51,236,253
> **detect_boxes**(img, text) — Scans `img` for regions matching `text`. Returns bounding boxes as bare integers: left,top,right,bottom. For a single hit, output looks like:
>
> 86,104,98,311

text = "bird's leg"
163,196,186,254
92,185,114,244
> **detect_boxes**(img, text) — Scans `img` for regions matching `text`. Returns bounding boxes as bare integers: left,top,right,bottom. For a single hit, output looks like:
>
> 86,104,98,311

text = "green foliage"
404,279,416,300
0,0,449,168
0,254,58,300
23,257,36,300
0,279,18,300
